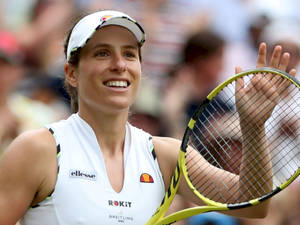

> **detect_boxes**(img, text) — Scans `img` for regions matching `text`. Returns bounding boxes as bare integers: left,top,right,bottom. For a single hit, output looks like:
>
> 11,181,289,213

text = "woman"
0,10,296,225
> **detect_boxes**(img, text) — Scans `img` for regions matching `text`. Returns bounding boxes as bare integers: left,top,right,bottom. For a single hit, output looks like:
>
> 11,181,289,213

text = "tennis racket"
146,67,300,225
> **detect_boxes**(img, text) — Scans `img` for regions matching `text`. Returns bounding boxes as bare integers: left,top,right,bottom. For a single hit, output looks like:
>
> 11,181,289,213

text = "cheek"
78,61,100,83
76,67,97,97
130,63,142,85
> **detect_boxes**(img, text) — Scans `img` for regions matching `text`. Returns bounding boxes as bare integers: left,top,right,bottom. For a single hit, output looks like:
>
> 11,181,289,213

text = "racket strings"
187,128,264,203
271,141,299,184
262,81,299,184
235,119,298,189
186,151,235,203
197,115,242,173
185,72,300,205
231,76,299,191
187,134,271,203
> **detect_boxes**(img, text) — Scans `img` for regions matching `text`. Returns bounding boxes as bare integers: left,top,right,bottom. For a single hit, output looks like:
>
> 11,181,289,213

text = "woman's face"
69,25,142,114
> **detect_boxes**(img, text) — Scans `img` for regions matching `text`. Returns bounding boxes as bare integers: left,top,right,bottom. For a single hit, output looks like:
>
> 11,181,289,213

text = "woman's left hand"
235,42,297,128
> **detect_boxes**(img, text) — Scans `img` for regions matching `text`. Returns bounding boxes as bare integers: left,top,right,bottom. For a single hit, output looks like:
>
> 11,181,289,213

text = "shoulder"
152,136,181,168
0,128,57,219
1,128,57,198
1,128,58,185
7,128,56,158
152,136,181,188
153,136,181,151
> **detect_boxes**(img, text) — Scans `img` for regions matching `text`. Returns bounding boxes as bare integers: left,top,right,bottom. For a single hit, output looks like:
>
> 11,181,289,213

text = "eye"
94,49,110,57
124,50,138,59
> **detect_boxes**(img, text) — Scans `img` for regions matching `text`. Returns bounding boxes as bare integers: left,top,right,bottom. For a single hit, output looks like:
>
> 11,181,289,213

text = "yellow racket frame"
146,67,300,225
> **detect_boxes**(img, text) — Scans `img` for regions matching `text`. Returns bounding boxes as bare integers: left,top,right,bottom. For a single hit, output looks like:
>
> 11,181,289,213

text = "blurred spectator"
260,18,300,184
241,180,300,225
0,0,74,74
258,20,300,225
20,75,71,119
129,80,164,136
186,112,243,225
259,19,300,73
188,212,240,225
199,112,242,175
162,29,232,139
245,0,300,22
218,11,271,86
16,0,74,72
247,13,271,52
0,0,37,31
0,31,69,154
192,0,251,44
0,31,25,153
159,29,233,225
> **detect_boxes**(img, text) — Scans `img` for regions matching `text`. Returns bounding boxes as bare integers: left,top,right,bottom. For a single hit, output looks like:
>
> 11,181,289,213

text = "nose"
110,54,127,73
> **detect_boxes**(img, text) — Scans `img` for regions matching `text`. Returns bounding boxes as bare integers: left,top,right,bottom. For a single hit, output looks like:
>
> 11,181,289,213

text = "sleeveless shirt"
20,113,165,225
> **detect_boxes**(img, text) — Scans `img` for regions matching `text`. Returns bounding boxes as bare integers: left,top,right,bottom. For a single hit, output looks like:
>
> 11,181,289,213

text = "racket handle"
155,206,228,225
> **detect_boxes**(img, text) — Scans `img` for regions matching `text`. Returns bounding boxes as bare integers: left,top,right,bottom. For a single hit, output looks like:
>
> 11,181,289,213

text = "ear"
64,63,78,87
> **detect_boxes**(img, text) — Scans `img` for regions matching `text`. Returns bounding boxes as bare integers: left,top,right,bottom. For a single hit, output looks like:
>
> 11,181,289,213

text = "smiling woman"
65,25,142,116
0,9,297,225
64,10,144,113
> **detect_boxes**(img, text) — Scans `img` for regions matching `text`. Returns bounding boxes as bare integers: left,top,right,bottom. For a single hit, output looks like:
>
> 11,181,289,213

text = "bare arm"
236,43,296,204
153,43,297,219
153,135,272,219
0,129,57,225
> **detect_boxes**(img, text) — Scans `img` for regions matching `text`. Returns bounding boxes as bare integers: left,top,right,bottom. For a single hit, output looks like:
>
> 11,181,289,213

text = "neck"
78,106,129,156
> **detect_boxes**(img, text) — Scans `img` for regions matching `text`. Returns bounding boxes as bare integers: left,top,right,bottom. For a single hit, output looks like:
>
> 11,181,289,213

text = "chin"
105,101,132,113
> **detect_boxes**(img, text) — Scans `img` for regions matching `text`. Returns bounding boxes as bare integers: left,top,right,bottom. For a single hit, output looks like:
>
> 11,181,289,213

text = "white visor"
67,10,145,61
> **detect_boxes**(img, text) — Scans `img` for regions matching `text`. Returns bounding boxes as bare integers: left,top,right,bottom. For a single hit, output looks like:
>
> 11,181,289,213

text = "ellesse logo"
140,173,154,183
69,169,97,181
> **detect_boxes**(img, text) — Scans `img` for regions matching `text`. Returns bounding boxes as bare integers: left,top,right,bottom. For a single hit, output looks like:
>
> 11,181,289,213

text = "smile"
104,80,129,88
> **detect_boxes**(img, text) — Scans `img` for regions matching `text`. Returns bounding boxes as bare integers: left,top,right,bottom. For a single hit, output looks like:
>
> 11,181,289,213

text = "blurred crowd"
0,0,300,225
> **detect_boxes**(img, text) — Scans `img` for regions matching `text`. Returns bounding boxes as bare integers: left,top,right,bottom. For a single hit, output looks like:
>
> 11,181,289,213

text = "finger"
271,52,290,89
235,77,244,108
274,53,293,92
276,68,296,97
289,68,297,77
256,42,267,68
269,45,282,68
235,66,242,74
278,52,290,71
235,67,244,94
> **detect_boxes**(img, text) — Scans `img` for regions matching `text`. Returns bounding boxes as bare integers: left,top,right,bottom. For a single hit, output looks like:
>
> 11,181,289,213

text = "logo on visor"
140,173,154,183
100,15,113,21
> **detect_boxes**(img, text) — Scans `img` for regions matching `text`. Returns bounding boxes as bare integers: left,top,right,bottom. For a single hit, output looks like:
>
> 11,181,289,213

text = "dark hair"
183,29,225,64
63,13,85,113
63,11,143,113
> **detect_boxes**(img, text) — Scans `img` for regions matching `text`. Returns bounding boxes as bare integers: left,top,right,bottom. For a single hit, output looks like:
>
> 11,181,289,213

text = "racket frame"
147,67,300,225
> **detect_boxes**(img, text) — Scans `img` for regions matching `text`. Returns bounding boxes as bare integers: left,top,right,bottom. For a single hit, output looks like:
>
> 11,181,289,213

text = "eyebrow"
91,43,139,50
123,45,139,50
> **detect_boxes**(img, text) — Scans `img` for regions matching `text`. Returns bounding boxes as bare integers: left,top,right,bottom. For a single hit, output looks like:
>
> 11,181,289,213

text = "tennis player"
0,10,296,225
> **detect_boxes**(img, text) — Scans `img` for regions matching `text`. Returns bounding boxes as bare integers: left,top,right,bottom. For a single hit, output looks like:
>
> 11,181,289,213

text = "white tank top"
20,113,165,225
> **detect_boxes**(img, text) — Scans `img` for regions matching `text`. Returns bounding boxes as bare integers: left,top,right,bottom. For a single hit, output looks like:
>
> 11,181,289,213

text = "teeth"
105,81,128,87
